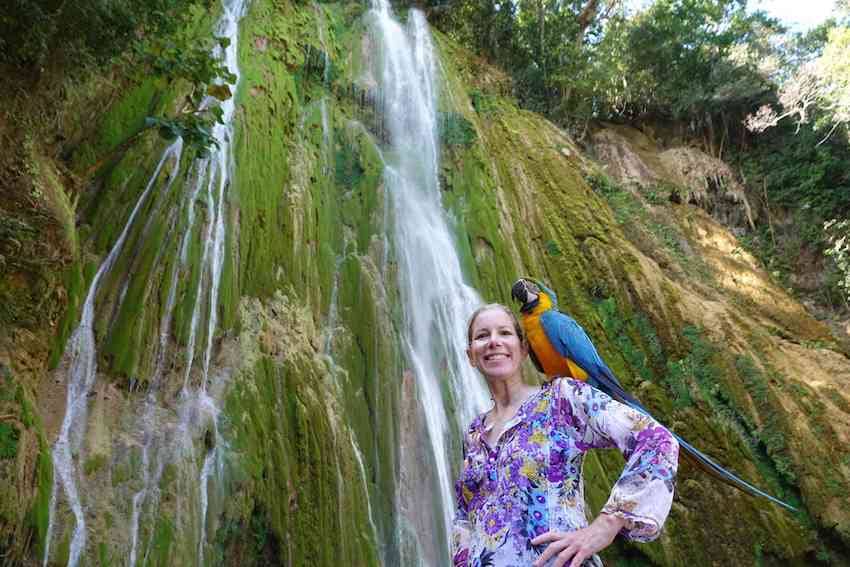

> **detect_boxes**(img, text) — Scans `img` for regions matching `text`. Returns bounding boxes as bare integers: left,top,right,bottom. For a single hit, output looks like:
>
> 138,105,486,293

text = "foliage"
142,35,235,108
431,0,784,127
747,25,850,143
469,90,500,115
817,27,850,135
137,10,236,154
730,122,850,305
0,423,19,459
440,111,477,146
824,219,850,303
1,0,233,155
0,0,213,72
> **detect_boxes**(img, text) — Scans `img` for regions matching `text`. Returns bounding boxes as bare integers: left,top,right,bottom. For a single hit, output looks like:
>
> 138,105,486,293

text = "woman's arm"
559,378,679,542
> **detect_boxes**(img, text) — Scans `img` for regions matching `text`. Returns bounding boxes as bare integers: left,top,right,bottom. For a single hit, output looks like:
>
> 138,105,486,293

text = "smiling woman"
453,304,679,567
466,304,528,386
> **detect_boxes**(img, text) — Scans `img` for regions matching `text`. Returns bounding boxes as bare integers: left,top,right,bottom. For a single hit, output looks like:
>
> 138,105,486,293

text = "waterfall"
351,429,381,551
314,2,332,86
43,140,184,567
44,0,245,564
368,0,490,555
184,1,246,564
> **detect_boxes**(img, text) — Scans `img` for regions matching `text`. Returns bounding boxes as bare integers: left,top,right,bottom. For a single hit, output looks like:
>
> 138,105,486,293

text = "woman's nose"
486,332,503,346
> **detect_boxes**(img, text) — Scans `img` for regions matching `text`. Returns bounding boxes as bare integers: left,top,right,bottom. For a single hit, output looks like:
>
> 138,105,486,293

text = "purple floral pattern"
452,378,679,567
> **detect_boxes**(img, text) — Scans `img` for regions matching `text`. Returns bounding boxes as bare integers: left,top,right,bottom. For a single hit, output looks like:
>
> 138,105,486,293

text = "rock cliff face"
1,1,849,566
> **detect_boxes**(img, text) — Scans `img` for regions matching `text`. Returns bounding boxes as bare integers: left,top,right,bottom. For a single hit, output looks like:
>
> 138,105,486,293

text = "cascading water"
43,139,184,567
182,1,246,563
368,0,491,555
44,0,245,564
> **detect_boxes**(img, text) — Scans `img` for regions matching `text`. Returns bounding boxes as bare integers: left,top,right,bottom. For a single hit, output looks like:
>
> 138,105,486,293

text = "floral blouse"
452,378,679,567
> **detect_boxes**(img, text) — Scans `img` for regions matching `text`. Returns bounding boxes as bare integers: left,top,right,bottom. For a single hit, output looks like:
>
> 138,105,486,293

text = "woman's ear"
466,347,476,368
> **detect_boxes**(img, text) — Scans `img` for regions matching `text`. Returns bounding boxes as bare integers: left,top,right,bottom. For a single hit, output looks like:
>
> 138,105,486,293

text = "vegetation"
3,0,850,564
427,0,850,312
586,172,711,280
427,1,778,128
0,0,213,73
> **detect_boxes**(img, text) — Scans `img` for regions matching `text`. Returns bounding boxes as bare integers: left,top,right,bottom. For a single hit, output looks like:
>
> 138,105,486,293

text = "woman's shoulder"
548,376,594,398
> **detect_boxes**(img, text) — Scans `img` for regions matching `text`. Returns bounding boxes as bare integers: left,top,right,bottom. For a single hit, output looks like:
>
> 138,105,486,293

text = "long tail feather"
589,369,797,512
675,436,797,512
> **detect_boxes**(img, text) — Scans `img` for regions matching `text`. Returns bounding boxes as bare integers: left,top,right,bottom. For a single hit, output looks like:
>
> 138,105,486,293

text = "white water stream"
43,140,184,567
369,0,490,552
44,0,245,564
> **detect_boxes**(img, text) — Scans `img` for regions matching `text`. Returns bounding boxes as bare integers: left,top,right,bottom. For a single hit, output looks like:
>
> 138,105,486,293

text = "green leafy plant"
142,35,235,153
824,218,850,303
440,111,477,146
0,422,19,459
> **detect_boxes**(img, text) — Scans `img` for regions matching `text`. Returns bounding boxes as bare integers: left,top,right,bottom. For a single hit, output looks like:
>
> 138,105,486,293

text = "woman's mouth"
484,353,509,361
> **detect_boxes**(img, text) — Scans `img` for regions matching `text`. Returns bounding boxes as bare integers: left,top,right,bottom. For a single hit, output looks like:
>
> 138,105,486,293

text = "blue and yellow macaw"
511,277,796,512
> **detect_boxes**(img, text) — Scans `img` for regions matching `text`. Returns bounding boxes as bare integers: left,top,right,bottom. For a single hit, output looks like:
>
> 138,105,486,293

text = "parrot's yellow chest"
521,299,588,381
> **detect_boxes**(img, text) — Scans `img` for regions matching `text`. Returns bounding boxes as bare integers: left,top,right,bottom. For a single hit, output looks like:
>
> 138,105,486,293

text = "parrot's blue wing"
540,310,648,412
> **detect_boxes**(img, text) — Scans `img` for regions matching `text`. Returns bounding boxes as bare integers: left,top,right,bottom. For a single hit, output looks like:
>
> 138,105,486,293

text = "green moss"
0,423,19,459
56,531,71,567
49,259,85,369
97,541,113,567
160,463,178,490
111,464,130,487
440,111,477,147
221,287,385,565
83,454,109,476
232,1,300,298
147,516,176,567
101,188,177,380
71,76,168,174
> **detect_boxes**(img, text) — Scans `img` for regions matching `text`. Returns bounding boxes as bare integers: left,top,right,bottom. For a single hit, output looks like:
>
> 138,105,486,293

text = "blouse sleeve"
452,439,473,567
554,378,679,542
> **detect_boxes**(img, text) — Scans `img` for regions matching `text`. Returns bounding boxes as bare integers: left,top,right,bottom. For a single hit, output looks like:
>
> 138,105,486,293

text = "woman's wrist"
595,512,628,534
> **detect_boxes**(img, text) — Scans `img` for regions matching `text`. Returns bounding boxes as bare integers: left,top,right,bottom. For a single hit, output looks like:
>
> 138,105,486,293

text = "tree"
746,25,850,144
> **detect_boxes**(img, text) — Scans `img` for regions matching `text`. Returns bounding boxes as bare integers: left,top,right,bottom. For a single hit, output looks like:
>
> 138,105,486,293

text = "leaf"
158,125,178,140
207,83,232,101
210,106,225,124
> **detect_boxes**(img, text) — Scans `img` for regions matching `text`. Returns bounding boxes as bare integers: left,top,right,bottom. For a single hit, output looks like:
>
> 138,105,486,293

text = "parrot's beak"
511,279,529,305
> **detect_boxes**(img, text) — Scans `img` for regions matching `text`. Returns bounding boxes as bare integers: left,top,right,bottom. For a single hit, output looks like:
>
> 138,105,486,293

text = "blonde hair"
466,303,525,346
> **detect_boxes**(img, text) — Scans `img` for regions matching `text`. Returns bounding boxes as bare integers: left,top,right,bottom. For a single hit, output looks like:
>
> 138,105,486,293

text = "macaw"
510,277,796,512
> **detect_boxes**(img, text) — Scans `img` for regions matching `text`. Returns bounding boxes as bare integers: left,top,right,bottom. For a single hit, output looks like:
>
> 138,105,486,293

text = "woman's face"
466,308,527,381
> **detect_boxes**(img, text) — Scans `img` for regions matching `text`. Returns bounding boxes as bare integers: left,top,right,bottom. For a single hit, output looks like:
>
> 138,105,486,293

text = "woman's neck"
487,374,538,414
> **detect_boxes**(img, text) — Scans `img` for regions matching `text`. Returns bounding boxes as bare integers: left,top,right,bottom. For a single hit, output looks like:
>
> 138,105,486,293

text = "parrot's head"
511,277,557,313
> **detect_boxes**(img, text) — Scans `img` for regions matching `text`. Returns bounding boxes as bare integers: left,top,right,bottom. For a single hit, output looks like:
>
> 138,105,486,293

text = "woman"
453,304,678,567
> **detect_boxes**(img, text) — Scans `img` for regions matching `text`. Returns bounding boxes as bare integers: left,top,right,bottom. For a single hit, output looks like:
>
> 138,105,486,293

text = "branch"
816,121,842,146
576,0,603,32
